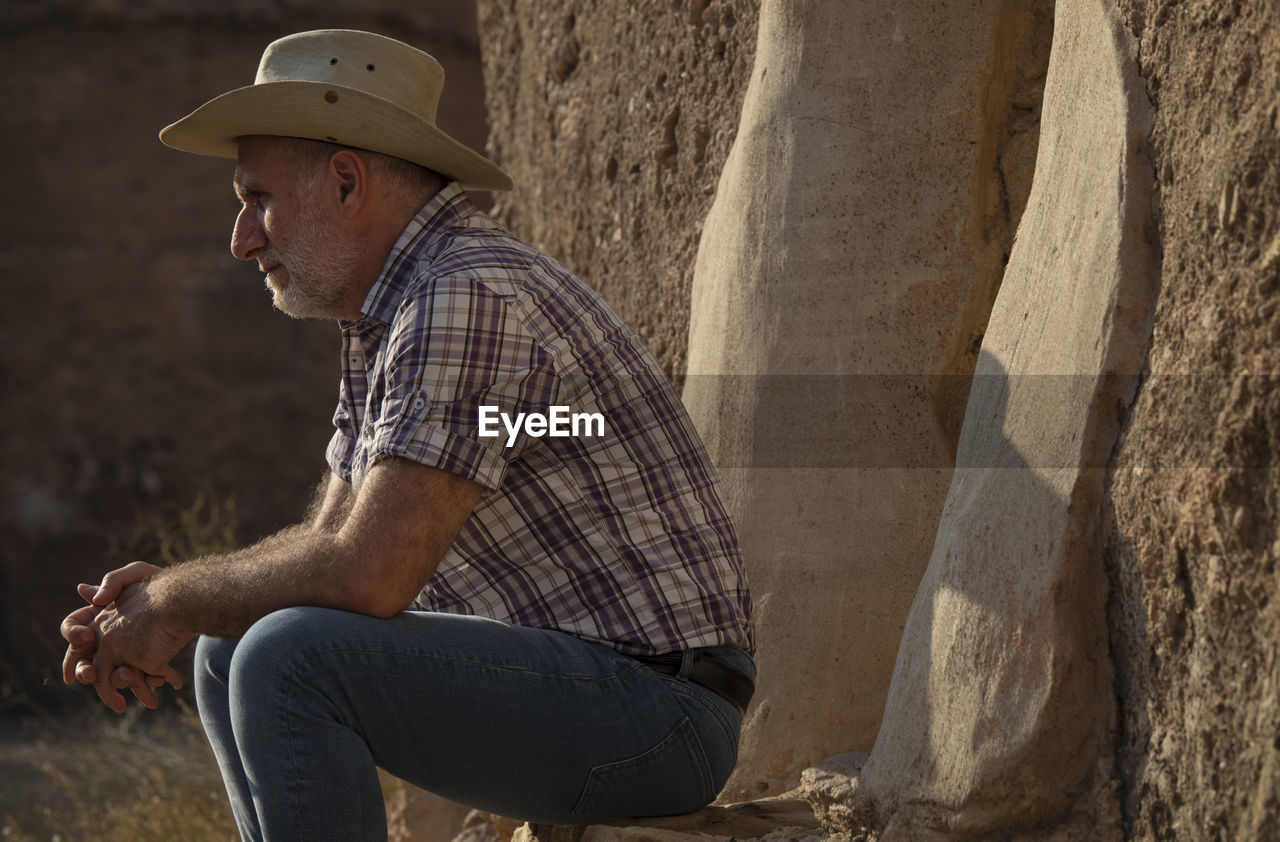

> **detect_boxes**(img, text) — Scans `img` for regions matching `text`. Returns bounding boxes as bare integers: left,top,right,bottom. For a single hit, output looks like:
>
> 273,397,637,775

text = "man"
59,28,754,841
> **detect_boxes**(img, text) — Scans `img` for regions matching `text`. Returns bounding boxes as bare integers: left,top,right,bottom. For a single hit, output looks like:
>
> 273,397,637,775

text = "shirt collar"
342,181,478,329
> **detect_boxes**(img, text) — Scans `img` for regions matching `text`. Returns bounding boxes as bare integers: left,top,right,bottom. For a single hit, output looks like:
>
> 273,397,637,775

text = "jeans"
193,607,753,842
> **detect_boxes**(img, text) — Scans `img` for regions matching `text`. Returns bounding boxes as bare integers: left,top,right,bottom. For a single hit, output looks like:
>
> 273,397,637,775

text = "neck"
338,182,446,320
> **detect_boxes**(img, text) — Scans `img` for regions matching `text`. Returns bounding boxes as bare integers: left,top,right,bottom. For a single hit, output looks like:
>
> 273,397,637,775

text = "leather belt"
633,650,755,715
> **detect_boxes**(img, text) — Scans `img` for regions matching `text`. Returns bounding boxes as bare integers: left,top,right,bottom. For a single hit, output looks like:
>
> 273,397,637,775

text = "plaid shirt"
325,183,753,656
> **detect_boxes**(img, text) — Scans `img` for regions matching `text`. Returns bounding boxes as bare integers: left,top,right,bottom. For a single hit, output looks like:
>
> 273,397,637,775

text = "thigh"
234,607,740,824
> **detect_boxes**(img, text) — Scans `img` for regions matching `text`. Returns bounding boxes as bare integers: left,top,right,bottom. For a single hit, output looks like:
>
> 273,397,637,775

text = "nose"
230,205,267,261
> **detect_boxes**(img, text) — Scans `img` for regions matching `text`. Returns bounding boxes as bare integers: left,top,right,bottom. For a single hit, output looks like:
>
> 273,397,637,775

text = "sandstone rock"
681,0,1052,799
841,0,1158,837
797,753,866,836
476,0,760,377
1106,0,1280,838
387,785,474,842
453,809,525,842
516,798,823,842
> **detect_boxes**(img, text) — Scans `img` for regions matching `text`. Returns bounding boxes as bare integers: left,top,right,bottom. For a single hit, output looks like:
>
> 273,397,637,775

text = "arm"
61,470,346,689
73,458,481,711
143,457,480,637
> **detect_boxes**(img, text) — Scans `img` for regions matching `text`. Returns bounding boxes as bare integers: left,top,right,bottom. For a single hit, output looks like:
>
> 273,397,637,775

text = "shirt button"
413,397,426,410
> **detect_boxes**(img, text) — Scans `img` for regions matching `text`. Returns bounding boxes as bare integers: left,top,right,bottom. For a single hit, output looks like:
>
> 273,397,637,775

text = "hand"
63,562,167,683
61,600,169,711
87,580,190,714
61,601,104,684
60,562,181,711
84,561,165,608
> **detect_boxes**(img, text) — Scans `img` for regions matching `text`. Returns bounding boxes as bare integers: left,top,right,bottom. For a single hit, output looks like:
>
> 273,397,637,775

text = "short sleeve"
364,274,558,489
325,377,359,482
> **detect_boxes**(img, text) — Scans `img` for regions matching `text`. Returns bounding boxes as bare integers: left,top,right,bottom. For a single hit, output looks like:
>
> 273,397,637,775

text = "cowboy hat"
159,29,512,191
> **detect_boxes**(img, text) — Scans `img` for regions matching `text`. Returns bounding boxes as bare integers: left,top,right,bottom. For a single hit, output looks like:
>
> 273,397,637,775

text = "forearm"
146,529,364,639
133,461,473,640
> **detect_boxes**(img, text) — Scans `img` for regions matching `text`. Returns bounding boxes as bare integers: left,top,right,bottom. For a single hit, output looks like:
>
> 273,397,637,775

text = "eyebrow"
232,178,263,201
232,164,262,196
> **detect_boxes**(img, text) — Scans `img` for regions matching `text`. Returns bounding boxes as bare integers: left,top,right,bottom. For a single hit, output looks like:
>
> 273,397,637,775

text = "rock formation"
820,0,1157,835
680,0,1051,798
1106,0,1280,838
477,0,760,378
482,0,1278,838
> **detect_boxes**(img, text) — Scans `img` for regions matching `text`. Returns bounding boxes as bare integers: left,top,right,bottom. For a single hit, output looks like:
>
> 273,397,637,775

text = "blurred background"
0,0,492,711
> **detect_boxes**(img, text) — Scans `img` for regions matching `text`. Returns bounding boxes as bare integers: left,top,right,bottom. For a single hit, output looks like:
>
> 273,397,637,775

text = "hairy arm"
145,457,481,638
71,458,482,711
63,471,343,682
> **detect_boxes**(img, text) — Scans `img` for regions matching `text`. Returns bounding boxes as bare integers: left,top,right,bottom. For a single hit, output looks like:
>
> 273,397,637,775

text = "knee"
194,634,238,693
229,606,331,689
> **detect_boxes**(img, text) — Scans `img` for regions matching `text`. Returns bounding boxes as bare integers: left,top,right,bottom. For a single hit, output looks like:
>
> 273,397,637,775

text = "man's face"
231,137,359,319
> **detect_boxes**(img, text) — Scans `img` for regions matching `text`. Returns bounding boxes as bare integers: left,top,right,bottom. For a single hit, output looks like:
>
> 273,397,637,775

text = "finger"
93,678,127,714
145,673,166,688
91,561,160,607
91,652,126,714
61,604,102,685
66,626,95,647
76,659,98,685
128,677,160,710
60,604,100,644
110,665,138,689
61,623,98,683
77,583,100,604
63,643,93,685
155,662,184,691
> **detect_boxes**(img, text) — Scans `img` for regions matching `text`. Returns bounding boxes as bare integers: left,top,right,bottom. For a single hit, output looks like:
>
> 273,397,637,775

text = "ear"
326,149,370,217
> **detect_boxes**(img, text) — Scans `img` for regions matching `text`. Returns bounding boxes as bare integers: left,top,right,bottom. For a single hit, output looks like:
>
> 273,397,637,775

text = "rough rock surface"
471,0,1280,836
475,0,760,378
515,798,822,842
680,0,1052,799
1105,0,1280,838
0,1,489,698
387,785,474,842
833,0,1158,836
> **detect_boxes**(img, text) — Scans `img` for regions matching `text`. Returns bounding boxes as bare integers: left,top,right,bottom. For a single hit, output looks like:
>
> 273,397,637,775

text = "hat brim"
160,81,513,192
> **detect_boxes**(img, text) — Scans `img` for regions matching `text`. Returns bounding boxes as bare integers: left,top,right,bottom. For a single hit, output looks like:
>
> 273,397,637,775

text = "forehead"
233,136,302,193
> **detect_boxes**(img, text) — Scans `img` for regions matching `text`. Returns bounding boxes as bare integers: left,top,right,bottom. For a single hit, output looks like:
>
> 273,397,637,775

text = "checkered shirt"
325,183,753,656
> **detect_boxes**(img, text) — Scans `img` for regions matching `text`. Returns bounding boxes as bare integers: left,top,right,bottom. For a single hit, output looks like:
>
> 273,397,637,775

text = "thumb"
91,561,160,607
90,577,119,607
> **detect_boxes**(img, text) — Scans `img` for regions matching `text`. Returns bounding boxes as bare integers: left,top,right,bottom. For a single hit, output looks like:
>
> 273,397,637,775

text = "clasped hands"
60,561,192,714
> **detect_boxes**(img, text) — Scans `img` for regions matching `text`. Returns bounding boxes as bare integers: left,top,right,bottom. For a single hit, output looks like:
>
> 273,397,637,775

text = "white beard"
261,191,362,320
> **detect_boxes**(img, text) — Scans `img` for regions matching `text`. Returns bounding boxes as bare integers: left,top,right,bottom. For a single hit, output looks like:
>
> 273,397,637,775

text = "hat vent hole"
367,64,376,71
330,58,338,65
324,91,339,103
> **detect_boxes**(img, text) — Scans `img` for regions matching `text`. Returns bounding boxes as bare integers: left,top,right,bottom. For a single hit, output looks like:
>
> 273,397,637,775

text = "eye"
237,188,266,210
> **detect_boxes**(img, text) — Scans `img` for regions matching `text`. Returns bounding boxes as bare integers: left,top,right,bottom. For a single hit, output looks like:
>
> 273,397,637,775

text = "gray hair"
285,138,446,199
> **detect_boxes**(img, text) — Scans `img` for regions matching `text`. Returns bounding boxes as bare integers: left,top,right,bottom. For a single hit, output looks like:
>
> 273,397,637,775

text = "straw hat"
160,29,512,191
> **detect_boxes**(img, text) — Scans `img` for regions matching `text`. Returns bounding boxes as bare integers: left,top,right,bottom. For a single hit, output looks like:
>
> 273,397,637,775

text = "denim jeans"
193,607,753,842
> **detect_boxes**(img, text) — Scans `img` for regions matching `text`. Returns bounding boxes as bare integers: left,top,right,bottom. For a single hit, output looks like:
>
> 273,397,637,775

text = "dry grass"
0,700,405,841
0,701,238,841
2,492,406,840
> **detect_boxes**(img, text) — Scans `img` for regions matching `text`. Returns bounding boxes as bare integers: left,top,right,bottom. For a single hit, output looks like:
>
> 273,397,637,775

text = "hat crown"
254,29,442,123
159,28,512,190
